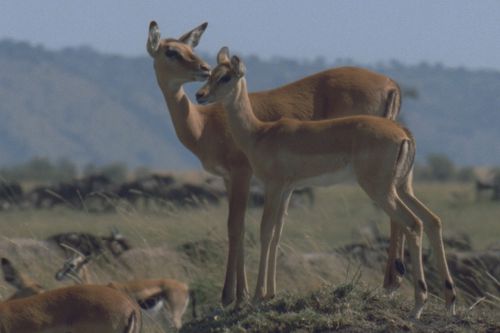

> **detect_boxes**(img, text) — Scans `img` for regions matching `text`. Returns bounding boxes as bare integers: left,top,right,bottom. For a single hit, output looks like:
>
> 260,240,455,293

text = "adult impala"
1,257,142,333
55,250,194,330
195,48,457,319
147,21,403,306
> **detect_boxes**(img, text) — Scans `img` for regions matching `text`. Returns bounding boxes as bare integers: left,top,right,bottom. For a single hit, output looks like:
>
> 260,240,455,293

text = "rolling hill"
1,40,499,169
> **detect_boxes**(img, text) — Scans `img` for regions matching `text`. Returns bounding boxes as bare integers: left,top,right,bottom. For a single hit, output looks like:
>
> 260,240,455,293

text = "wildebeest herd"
0,173,314,212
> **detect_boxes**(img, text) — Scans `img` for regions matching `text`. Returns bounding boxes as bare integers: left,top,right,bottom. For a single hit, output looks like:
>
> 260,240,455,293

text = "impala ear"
147,21,161,57
1,258,19,285
217,46,230,64
179,22,208,48
231,55,246,78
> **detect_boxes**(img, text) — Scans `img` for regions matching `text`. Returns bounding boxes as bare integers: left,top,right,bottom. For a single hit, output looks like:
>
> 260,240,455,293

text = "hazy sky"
1,1,500,70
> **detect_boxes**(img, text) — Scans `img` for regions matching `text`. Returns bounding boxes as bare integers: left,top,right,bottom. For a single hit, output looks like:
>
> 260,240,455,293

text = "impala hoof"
221,297,235,307
447,302,457,316
384,288,397,298
234,298,250,310
264,293,276,301
221,291,235,307
252,294,266,305
234,292,249,309
409,305,424,320
383,281,402,296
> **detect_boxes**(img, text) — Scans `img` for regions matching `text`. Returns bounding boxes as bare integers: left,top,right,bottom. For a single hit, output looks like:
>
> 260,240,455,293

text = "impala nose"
196,64,210,81
200,63,210,72
195,92,205,103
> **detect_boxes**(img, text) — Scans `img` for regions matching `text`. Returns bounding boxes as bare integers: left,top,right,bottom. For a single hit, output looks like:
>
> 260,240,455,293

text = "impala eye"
219,75,231,84
165,49,180,59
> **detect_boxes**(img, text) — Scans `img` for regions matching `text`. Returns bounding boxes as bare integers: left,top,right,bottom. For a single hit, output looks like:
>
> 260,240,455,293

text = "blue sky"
1,1,500,70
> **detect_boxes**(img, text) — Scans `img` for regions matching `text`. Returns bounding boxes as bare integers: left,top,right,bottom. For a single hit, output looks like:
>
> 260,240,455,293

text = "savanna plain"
1,181,499,332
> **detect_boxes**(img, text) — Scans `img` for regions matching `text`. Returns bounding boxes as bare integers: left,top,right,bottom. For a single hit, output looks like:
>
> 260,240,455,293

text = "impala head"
196,47,246,105
54,245,90,283
147,21,211,84
1,257,44,299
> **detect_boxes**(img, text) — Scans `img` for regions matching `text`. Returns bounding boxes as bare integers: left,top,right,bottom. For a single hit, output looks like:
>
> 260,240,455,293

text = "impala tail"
385,84,402,120
395,128,416,183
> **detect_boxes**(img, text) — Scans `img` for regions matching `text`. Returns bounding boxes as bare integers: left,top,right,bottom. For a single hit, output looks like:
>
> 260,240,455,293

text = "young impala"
195,48,457,319
54,250,194,330
1,257,142,333
147,20,405,306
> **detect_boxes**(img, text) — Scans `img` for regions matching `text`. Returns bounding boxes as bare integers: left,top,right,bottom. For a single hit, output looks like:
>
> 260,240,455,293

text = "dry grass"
182,282,500,333
0,181,499,332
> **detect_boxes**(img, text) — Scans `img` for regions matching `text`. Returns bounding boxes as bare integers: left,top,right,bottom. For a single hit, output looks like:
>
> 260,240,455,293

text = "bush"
426,154,456,181
0,157,77,183
0,158,128,184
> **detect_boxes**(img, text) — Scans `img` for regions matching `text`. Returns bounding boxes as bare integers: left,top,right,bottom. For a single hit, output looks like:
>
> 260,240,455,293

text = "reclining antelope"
1,257,141,333
194,48,457,319
54,248,193,330
147,20,405,306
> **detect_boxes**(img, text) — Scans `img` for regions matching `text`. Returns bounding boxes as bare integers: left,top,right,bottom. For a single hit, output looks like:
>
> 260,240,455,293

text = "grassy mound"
181,283,500,333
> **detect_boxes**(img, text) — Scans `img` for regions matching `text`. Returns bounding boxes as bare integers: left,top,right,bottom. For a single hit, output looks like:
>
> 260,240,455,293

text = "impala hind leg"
222,169,251,307
265,189,292,299
383,172,418,294
398,181,457,315
372,188,427,319
383,219,406,294
383,172,417,295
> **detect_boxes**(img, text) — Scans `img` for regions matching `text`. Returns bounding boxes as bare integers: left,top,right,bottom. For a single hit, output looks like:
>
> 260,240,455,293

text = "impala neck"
157,75,204,151
223,78,262,148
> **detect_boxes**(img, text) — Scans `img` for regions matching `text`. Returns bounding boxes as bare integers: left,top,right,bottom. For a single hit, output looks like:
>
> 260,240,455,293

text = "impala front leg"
222,169,251,307
266,188,292,299
254,185,283,301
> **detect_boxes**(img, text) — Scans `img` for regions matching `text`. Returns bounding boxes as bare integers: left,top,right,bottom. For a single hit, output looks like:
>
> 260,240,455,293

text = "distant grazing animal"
112,174,175,207
113,173,223,208
47,228,132,259
28,174,113,209
194,48,456,319
147,20,403,307
163,182,221,207
248,183,314,208
1,257,142,333
0,181,23,210
475,173,500,201
47,232,106,257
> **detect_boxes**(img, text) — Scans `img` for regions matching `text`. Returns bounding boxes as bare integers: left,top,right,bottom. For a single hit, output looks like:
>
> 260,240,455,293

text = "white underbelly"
294,165,355,188
203,162,229,178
